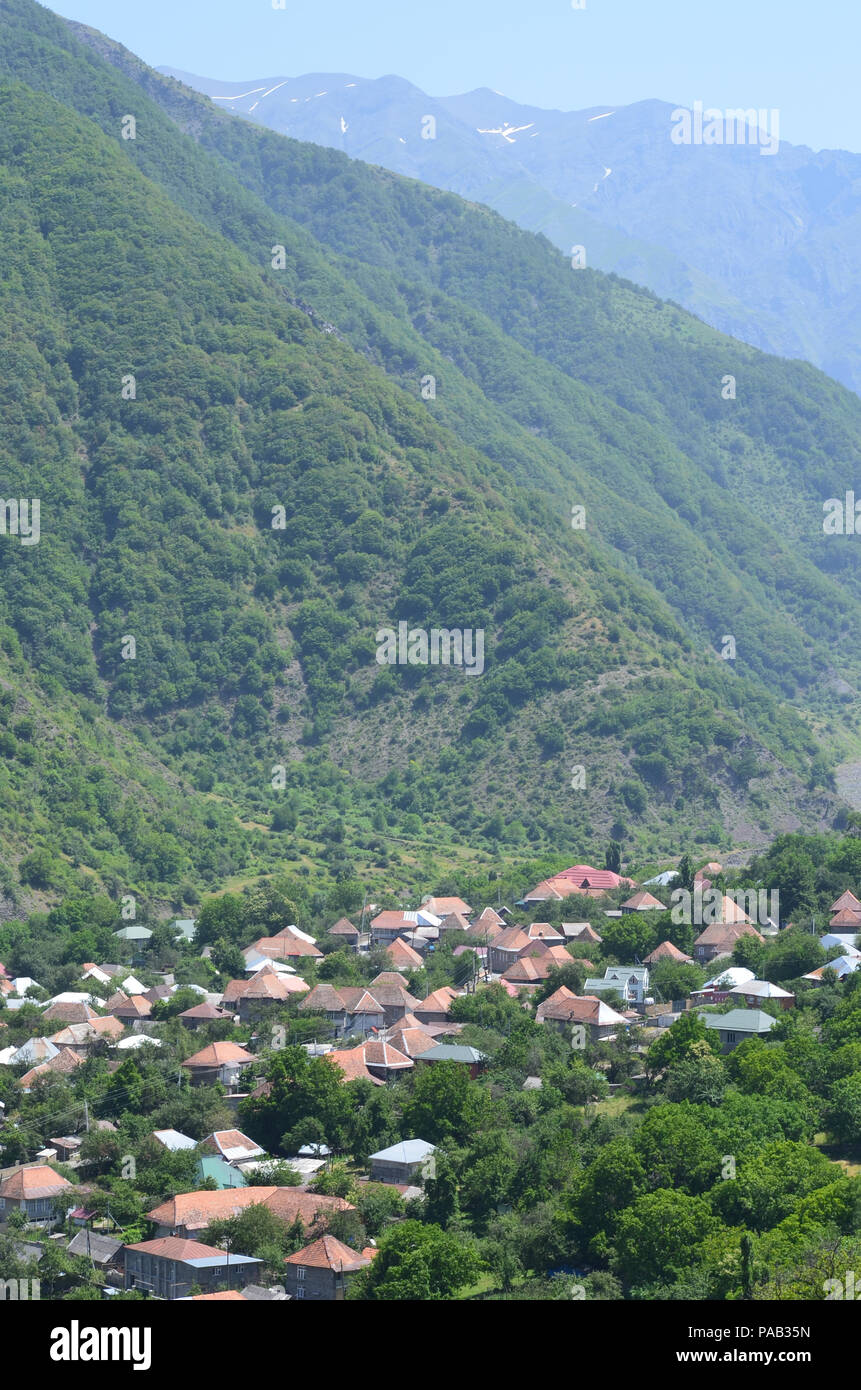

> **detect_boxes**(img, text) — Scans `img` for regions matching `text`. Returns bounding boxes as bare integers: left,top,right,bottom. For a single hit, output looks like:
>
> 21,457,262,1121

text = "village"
0,856,859,1302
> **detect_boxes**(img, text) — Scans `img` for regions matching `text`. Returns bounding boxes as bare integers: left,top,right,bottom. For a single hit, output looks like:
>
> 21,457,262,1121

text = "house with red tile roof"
385,936,424,971
693,916,764,964
535,987,629,1042
299,984,386,1037
284,1235,373,1300
327,917,360,945
487,926,533,974
325,1045,386,1086
422,895,473,919
522,866,636,904
182,1041,255,1089
385,1026,439,1060
643,940,695,965
198,1130,265,1164
178,1001,233,1028
18,1047,84,1091
146,1187,353,1239
413,986,459,1025
621,890,666,913
0,1165,73,1225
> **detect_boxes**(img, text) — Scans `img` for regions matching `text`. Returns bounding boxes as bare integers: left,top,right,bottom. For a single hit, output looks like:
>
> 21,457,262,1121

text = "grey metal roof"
369,1139,436,1163
702,1008,777,1032
420,1044,487,1063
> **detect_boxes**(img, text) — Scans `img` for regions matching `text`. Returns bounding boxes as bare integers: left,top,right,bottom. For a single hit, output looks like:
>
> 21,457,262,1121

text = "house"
643,940,694,966
417,1044,487,1078
196,1155,248,1190
47,1023,102,1056
561,923,603,946
370,907,441,945
181,1041,255,1090
80,964,113,987
369,1140,436,1186
109,995,153,1023
0,1166,72,1226
361,1040,414,1081
693,916,764,964
820,933,861,955
124,1236,261,1299
178,1001,233,1029
385,937,423,972
502,956,550,987
18,1047,84,1091
366,975,420,1026
701,1008,777,1052
7,1037,60,1067
487,926,532,974
66,1230,124,1272
536,987,629,1042
325,1045,386,1085
729,980,795,1011
49,1136,82,1163
413,986,459,1025
41,1000,98,1025
438,911,472,936
803,955,861,984
583,966,650,1005
146,1188,352,1240
422,895,473,920
284,1235,373,1301
470,907,505,939
231,967,309,1020
243,934,322,965
385,1026,439,1060
151,1129,198,1152
522,921,562,943
521,866,635,904
830,891,861,914
620,891,666,914
198,1131,265,1165
327,917,360,947
298,984,386,1037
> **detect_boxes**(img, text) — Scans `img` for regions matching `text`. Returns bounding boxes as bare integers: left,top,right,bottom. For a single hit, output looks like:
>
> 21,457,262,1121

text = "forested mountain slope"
0,0,857,914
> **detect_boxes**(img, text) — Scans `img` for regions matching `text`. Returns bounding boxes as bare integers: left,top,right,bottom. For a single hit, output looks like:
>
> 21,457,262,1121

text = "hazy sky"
50,0,857,152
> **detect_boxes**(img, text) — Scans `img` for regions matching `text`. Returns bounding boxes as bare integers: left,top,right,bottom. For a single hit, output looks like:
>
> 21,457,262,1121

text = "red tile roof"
285,1234,371,1272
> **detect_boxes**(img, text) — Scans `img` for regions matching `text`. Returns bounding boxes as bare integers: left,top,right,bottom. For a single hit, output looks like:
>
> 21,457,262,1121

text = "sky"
49,0,859,153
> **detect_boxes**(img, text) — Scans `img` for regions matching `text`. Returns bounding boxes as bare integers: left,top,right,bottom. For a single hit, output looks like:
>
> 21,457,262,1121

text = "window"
296,1267,306,1281
296,1286,305,1299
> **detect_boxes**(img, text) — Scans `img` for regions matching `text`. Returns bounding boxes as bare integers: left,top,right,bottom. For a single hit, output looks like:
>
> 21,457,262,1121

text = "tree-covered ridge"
0,1,856,908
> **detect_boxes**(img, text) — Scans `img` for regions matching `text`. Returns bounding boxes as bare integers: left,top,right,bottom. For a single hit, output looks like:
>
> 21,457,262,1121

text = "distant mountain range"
159,68,861,396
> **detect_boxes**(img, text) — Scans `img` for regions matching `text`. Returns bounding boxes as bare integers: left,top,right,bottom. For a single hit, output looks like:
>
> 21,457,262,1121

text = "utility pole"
84,1099,89,1134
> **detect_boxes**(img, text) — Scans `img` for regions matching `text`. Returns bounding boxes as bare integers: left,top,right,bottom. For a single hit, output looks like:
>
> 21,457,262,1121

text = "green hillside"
0,0,857,917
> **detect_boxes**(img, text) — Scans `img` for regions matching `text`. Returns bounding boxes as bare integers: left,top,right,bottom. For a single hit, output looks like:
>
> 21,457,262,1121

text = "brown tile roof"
643,940,694,964
125,1236,228,1260
362,1040,414,1070
179,1002,230,1020
502,957,547,984
90,1015,125,1037
145,1187,352,1234
386,1027,439,1058
386,937,423,968
439,912,471,933
422,896,473,918
693,918,764,948
182,1041,255,1068
830,891,861,913
370,911,412,932
19,1047,84,1088
490,926,532,953
621,890,666,910
299,983,349,1013
338,988,385,1016
328,917,359,937
104,990,129,1011
414,988,458,1017
41,1002,98,1024
110,995,152,1019
246,935,322,960
0,1165,73,1199
326,1047,386,1085
829,908,861,927
285,1234,371,1272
